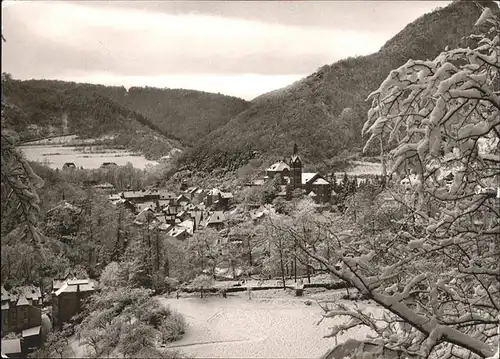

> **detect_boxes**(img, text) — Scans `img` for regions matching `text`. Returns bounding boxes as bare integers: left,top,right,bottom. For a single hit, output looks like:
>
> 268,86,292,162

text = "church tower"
290,143,302,190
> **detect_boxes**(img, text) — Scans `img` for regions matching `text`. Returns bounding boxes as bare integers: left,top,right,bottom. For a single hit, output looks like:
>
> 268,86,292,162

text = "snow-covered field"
158,291,378,359
345,161,383,176
18,144,158,170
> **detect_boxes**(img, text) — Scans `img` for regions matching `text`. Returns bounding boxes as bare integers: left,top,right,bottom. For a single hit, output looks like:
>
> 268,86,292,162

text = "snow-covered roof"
158,223,173,232
302,173,318,185
16,295,29,306
178,220,195,234
167,226,189,238
1,339,21,354
220,192,233,199
253,179,266,186
267,161,290,172
22,326,41,337
312,178,330,185
54,279,95,296
207,211,226,224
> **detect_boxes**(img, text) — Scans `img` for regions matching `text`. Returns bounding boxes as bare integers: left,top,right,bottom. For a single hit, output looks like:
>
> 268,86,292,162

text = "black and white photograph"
1,0,499,358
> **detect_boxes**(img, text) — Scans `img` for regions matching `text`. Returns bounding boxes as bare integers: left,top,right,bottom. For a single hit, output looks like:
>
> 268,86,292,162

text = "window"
23,307,29,324
11,309,17,325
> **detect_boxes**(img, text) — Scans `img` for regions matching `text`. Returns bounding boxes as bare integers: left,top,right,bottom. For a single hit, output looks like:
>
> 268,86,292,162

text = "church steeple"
290,143,302,190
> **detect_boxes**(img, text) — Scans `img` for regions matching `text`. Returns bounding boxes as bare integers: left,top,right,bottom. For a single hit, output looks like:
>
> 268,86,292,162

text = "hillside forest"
1,1,499,359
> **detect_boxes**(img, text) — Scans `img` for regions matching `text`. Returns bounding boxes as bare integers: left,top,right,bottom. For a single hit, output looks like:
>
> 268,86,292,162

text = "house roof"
3,286,42,305
312,177,330,185
122,191,148,199
159,191,177,200
207,211,226,225
178,220,195,234
208,188,221,196
220,192,233,199
46,201,80,216
54,279,95,296
167,226,189,238
158,223,173,232
302,173,319,185
1,339,21,354
253,179,266,186
22,326,42,337
1,303,9,310
135,207,155,224
16,294,29,306
267,161,290,172
1,286,10,302
94,182,114,189
136,201,155,211
308,191,318,197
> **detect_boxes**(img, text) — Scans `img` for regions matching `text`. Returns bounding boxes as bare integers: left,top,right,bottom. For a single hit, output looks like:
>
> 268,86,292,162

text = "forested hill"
179,0,492,172
1,77,180,160
109,87,250,146
1,77,250,159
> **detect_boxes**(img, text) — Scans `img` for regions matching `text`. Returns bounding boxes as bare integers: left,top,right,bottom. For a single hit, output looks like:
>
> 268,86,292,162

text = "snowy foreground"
158,290,380,359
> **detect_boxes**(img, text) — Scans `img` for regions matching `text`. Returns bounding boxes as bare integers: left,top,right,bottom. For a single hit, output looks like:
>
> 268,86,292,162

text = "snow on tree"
297,5,500,359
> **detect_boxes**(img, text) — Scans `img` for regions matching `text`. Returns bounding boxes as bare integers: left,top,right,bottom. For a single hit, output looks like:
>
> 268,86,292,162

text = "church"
265,144,333,203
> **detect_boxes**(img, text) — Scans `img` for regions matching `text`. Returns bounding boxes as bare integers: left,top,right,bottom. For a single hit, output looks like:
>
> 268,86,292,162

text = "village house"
166,226,191,241
205,188,234,210
1,286,42,337
134,207,156,225
51,278,96,330
203,211,226,231
62,162,77,171
266,160,290,179
175,194,190,208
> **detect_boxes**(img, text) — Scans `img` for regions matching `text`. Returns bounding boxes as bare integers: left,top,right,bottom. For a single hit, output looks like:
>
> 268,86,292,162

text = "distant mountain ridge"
178,0,494,172
1,77,250,160
1,77,180,160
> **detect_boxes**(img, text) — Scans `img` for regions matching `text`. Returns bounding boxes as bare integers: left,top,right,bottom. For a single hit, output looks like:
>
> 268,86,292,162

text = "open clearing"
158,291,378,359
18,144,158,170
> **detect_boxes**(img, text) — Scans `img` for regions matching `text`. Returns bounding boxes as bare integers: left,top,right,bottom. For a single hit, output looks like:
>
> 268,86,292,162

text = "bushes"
159,311,186,343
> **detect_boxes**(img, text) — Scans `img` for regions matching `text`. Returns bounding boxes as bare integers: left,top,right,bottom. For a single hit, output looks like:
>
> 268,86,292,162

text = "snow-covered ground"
158,291,378,359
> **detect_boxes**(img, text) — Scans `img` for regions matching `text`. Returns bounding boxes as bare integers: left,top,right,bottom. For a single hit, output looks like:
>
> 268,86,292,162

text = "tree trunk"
155,229,160,272
307,257,311,284
247,237,253,267
278,236,286,290
294,243,297,283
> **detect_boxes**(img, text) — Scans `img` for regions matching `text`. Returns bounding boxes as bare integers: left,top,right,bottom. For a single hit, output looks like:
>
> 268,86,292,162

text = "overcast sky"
2,1,451,100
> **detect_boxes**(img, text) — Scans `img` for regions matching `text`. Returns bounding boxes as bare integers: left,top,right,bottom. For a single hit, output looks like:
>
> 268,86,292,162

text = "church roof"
291,155,302,164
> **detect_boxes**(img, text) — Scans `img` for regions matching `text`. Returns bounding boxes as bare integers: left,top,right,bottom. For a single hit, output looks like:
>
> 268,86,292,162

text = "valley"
1,1,499,359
